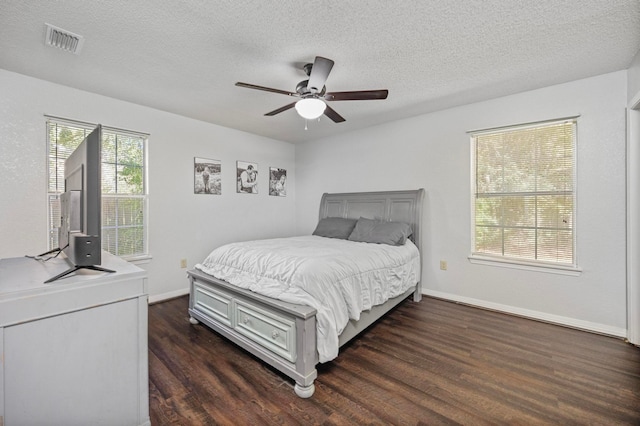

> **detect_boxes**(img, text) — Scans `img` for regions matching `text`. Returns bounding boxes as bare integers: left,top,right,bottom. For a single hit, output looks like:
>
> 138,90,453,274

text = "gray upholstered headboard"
318,189,425,252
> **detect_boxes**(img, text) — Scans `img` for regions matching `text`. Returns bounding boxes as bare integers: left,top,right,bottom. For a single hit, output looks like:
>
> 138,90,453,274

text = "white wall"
627,49,640,344
0,69,296,300
296,71,628,336
0,67,630,334
628,49,640,102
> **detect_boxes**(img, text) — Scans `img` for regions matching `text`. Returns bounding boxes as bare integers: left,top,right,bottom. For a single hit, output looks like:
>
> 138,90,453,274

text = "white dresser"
0,252,150,426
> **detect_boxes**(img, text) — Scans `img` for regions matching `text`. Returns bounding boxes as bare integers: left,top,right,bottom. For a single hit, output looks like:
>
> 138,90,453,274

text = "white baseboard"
148,287,190,304
148,287,627,338
423,289,627,338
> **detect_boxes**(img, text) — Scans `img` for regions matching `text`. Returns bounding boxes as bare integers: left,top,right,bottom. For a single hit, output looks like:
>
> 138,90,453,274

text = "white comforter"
195,235,420,362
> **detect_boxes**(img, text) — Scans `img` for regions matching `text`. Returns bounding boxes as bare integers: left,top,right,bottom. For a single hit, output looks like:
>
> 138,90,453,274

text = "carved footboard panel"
188,269,319,397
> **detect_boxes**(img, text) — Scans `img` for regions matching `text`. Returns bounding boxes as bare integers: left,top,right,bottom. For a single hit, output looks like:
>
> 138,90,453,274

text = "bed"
187,189,425,398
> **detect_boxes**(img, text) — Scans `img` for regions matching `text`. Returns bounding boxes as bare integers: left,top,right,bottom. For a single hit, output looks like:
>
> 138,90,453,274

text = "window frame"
468,117,581,276
45,115,150,262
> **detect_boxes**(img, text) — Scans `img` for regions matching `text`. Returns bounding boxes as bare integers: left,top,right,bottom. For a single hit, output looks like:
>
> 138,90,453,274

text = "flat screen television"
45,124,114,283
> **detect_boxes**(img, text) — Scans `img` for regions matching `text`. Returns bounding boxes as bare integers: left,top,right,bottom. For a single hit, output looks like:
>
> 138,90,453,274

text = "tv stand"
44,264,116,283
0,252,150,426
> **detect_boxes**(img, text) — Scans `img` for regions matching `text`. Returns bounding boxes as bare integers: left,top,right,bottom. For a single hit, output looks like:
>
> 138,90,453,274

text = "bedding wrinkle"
195,235,420,362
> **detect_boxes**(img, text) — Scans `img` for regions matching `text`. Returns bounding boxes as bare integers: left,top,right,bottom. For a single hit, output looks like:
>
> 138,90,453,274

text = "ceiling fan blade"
323,104,346,123
325,89,389,101
265,102,296,116
235,82,296,97
307,56,334,94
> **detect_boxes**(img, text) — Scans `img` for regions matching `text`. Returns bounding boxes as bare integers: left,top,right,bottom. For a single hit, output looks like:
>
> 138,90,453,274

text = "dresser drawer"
193,283,233,327
235,299,296,362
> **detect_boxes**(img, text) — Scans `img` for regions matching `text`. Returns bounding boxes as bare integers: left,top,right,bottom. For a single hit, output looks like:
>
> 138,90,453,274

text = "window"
470,118,577,270
47,117,148,259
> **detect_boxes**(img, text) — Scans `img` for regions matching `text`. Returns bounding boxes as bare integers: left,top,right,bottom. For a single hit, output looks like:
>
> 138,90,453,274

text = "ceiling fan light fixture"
295,98,326,120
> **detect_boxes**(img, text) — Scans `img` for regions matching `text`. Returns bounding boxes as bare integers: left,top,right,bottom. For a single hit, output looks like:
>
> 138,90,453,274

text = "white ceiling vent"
45,23,84,54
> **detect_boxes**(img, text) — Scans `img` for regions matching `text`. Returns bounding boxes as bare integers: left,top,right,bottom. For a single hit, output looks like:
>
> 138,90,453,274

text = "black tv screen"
59,125,102,266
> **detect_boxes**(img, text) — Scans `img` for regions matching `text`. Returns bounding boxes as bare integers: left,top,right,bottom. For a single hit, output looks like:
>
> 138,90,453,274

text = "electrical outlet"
440,260,447,270
180,258,187,268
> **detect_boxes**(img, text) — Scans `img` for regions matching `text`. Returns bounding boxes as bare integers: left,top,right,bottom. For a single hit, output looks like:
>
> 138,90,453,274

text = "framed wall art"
236,161,258,194
194,157,221,195
269,167,287,197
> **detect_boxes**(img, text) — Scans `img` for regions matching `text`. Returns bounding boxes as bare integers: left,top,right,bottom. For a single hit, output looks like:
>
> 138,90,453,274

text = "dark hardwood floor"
148,296,640,425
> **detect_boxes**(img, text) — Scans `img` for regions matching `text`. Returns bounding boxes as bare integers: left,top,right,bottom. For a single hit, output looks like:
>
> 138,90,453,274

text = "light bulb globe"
295,98,326,120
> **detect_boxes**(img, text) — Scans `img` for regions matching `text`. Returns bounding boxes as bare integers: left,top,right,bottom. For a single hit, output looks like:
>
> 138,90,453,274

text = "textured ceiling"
1,0,639,143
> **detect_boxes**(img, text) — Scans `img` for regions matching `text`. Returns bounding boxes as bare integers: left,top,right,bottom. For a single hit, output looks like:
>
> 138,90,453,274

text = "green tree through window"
471,118,576,266
47,118,148,258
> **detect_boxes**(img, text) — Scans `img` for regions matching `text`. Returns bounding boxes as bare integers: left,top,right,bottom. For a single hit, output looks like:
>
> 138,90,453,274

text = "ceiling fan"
235,56,388,123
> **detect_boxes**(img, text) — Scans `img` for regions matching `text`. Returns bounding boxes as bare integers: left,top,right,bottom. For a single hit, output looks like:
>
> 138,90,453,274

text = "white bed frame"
187,189,425,398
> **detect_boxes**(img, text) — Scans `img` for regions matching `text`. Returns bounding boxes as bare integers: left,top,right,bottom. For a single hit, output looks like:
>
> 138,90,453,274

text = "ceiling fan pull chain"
304,120,308,131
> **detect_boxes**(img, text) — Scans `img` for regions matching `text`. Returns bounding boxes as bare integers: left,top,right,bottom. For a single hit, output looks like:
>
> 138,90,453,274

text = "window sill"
121,254,153,265
468,254,582,276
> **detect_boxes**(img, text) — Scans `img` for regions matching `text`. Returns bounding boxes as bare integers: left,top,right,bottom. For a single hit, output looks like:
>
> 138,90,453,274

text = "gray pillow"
312,217,358,239
348,217,413,246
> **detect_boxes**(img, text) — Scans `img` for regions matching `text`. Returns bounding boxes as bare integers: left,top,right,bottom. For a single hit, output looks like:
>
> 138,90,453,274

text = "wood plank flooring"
148,296,640,425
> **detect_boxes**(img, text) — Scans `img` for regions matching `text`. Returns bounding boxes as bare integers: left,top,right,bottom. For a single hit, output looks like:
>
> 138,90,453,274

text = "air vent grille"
45,23,84,54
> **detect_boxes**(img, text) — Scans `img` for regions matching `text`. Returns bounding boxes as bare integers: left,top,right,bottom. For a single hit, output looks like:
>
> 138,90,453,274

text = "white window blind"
471,118,576,267
47,117,149,259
